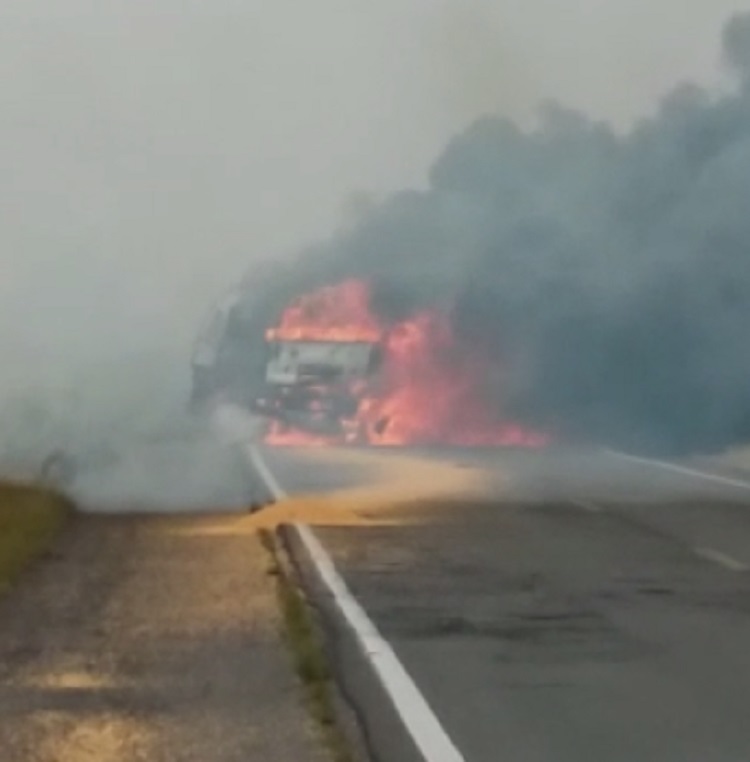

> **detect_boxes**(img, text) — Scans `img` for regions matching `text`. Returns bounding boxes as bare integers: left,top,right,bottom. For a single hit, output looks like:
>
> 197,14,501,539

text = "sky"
0,0,748,393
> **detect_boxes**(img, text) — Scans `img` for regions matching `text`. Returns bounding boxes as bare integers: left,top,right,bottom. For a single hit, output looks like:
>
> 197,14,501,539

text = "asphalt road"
261,444,750,762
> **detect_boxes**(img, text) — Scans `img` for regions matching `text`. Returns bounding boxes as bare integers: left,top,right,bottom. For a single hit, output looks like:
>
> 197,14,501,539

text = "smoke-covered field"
2,3,750,507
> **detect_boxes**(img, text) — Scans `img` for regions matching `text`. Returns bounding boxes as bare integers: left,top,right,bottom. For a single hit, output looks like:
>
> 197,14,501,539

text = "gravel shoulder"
0,512,328,762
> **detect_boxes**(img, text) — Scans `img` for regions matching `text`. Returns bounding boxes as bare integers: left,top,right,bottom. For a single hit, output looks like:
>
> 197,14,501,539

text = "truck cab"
254,339,382,435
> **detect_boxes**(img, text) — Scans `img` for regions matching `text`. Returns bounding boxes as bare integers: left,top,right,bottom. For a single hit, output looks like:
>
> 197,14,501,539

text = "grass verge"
259,529,355,762
0,481,73,595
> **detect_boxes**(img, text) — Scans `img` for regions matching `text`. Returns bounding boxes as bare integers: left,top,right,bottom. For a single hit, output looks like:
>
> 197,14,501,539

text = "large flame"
264,279,548,448
265,279,382,343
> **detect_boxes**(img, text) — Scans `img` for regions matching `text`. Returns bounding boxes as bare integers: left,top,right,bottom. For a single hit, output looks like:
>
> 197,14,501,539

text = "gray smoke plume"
235,13,750,456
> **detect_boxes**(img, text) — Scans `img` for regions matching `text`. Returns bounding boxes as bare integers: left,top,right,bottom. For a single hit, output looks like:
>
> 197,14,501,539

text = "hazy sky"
1,0,748,390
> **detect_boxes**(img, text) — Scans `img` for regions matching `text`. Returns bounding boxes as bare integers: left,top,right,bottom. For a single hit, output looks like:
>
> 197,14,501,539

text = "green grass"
0,481,73,594
260,529,355,762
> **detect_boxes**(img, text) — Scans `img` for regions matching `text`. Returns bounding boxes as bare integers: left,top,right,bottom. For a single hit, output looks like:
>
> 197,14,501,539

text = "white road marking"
571,497,748,571
607,450,750,491
250,446,466,762
294,524,466,762
694,547,749,573
571,499,602,513
246,444,286,500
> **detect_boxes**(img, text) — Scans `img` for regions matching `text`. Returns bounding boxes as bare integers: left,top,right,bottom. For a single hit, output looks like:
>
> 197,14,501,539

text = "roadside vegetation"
0,481,73,594
259,529,356,762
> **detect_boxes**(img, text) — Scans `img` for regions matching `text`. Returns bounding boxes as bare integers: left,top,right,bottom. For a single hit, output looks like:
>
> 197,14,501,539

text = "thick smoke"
236,14,750,456
0,0,449,504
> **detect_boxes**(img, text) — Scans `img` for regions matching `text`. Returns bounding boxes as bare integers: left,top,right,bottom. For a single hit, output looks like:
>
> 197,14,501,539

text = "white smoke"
0,0,744,500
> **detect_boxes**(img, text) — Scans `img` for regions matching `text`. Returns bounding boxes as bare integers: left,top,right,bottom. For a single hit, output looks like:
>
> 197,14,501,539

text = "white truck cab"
265,340,375,386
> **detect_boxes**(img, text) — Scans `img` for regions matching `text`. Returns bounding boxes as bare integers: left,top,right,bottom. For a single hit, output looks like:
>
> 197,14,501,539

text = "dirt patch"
254,449,491,531
163,448,490,539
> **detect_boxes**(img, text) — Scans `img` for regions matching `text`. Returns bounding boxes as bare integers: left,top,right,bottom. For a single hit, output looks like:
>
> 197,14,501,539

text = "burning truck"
253,336,384,440
190,280,387,441
191,279,548,448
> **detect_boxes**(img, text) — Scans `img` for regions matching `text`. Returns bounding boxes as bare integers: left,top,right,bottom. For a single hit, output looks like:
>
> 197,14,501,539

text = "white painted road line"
209,404,286,502
250,446,466,762
570,498,749,572
608,450,750,491
294,524,466,762
247,445,286,500
694,547,749,573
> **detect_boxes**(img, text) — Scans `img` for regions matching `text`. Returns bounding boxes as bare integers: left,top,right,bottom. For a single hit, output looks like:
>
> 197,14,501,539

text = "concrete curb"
278,522,426,762
263,527,370,762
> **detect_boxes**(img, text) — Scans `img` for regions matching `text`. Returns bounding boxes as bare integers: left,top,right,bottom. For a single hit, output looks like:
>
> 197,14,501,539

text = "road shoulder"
0,513,336,762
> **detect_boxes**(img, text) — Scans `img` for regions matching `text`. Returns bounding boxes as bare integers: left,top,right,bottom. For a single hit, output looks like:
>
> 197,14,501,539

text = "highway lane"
259,444,750,761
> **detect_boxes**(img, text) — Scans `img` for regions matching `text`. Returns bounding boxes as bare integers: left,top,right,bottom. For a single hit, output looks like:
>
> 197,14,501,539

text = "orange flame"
264,420,333,447
263,280,549,448
265,279,382,342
